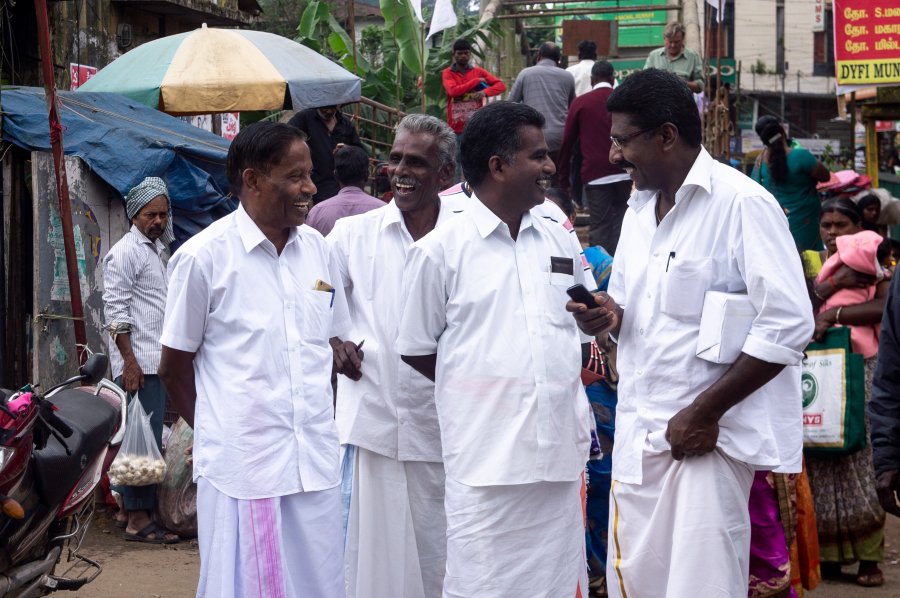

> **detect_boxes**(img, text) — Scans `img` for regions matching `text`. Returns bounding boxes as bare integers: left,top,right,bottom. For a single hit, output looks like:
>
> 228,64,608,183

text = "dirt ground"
73,507,900,597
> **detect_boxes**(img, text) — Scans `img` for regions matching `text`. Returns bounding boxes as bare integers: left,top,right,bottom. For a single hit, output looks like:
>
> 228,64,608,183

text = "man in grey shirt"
509,41,575,178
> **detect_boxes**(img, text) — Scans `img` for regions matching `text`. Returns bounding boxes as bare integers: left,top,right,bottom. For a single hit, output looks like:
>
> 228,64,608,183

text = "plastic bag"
107,393,167,486
156,418,197,537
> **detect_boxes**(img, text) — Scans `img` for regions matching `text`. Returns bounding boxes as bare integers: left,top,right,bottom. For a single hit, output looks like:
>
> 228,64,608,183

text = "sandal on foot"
856,568,884,587
123,522,179,545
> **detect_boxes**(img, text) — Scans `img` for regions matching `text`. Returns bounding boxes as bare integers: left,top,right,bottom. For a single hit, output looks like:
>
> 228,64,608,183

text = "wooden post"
34,0,88,365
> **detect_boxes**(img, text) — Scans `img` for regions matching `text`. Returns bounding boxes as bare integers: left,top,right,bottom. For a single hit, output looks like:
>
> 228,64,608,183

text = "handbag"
802,327,867,455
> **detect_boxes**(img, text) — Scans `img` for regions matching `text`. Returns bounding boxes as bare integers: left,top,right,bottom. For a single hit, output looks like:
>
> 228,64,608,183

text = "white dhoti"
443,477,587,598
607,449,755,598
343,446,447,598
195,477,343,598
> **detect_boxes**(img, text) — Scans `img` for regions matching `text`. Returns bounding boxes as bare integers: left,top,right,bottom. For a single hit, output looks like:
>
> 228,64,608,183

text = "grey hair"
395,114,457,168
664,21,686,39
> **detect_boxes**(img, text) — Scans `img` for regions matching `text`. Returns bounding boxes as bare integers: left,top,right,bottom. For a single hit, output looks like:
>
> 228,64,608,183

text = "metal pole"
34,0,89,365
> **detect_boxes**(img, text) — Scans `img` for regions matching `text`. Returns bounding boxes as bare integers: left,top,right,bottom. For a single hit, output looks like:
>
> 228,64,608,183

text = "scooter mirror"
79,354,109,385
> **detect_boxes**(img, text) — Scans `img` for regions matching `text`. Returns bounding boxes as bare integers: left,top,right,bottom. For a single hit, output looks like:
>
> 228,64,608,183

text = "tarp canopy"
0,87,235,244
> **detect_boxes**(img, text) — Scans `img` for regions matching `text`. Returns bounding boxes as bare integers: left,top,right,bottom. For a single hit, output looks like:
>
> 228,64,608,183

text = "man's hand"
330,337,364,381
566,292,621,337
876,470,900,516
665,402,720,460
121,357,144,395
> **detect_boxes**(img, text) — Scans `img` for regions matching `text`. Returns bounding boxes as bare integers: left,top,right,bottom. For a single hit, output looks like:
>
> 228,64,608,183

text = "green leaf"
296,1,323,40
380,0,424,76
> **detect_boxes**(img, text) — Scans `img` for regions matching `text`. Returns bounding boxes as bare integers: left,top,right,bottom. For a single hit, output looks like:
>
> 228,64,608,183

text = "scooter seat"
32,389,119,507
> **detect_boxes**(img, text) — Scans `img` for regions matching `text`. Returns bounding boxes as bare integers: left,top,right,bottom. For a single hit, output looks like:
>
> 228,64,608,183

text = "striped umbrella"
78,24,361,115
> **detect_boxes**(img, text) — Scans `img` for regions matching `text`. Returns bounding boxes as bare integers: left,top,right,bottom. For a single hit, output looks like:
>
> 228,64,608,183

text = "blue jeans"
113,374,167,512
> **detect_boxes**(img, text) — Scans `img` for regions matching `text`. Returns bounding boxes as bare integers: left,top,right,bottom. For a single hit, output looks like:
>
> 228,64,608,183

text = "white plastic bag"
108,393,167,486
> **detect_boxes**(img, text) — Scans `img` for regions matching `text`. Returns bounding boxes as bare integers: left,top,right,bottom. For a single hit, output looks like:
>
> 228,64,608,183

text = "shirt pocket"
301,288,334,342
545,270,576,327
660,257,712,322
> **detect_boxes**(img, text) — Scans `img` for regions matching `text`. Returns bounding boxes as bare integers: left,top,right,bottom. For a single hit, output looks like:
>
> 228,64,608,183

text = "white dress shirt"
608,148,814,485
328,197,466,462
567,59,595,96
396,194,593,487
102,225,168,380
161,205,351,499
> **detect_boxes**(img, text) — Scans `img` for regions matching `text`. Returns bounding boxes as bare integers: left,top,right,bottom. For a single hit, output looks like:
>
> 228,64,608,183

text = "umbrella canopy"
78,24,361,115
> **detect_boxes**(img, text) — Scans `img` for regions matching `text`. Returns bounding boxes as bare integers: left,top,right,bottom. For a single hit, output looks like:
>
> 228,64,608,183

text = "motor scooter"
0,353,126,597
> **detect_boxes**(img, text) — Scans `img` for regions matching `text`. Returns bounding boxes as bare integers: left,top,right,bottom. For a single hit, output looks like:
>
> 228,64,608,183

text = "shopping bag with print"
107,393,167,486
801,327,866,456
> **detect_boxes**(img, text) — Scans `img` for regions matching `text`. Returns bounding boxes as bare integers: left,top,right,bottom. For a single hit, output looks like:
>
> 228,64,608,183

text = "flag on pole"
706,0,724,23
409,0,425,23
427,0,458,40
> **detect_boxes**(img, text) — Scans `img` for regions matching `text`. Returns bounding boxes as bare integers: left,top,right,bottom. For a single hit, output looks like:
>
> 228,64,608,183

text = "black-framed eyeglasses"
610,127,657,150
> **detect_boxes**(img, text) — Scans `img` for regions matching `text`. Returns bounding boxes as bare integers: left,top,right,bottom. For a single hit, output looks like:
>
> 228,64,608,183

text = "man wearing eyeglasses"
567,69,813,597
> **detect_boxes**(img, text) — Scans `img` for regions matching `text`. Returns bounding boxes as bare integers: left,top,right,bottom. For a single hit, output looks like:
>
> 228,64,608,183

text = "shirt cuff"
741,334,804,366
395,339,437,357
160,332,201,354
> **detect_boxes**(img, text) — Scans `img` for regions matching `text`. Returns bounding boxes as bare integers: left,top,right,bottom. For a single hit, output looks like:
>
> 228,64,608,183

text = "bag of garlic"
107,393,167,486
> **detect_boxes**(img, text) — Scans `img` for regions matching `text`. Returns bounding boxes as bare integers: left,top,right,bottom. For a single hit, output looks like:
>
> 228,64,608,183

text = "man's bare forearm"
401,354,437,382
694,353,785,420
158,346,198,428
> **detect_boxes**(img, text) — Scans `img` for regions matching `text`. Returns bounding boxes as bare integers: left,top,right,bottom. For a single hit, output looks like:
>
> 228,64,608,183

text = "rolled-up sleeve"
102,243,139,329
870,272,900,476
160,249,210,352
396,242,447,356
734,193,814,365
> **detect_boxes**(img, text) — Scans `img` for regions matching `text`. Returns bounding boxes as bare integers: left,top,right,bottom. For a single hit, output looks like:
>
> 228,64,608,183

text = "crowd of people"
97,31,900,598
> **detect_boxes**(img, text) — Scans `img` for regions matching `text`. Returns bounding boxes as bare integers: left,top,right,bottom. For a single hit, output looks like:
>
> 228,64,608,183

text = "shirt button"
637,369,643,376
646,292,651,299
639,328,644,336
653,252,659,258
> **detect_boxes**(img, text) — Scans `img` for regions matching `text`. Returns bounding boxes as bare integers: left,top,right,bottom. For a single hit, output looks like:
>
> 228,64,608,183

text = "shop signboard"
610,57,737,85
555,0,667,48
69,64,97,91
833,0,900,86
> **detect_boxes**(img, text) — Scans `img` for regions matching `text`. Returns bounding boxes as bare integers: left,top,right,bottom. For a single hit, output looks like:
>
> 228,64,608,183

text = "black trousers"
583,179,633,254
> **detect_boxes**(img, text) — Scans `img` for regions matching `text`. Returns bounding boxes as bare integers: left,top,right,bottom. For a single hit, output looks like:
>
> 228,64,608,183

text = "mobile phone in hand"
566,284,599,308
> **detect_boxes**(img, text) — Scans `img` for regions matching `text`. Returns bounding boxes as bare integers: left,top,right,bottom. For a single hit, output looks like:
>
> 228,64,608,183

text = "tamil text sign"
834,1,900,86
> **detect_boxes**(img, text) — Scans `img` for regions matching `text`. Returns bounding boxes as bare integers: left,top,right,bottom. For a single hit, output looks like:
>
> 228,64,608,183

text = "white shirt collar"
628,146,714,210
467,193,534,239
130,224,165,255
592,81,613,90
234,202,298,254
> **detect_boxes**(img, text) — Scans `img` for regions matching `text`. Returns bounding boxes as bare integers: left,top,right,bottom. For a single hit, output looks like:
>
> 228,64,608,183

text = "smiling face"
496,125,555,212
387,130,452,213
819,209,861,255
609,113,660,192
132,195,169,242
247,139,316,230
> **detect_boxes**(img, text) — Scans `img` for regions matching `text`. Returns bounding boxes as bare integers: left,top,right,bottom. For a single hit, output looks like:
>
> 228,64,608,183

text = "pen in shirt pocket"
665,252,676,272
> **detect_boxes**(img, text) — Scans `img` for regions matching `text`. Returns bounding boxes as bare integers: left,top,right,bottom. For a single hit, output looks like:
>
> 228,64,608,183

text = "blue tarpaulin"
1,87,236,244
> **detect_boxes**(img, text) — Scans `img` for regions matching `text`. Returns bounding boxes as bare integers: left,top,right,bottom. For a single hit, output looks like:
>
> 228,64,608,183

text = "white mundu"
161,204,350,597
606,148,814,597
397,193,592,598
329,197,465,598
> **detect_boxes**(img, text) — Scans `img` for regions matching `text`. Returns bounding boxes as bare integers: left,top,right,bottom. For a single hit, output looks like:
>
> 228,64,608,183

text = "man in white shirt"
397,101,592,598
158,122,350,598
566,40,597,97
568,69,814,597
328,114,458,598
102,176,179,544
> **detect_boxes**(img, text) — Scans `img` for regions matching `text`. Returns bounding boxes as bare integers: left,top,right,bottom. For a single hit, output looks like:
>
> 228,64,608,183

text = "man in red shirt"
558,61,632,254
442,39,506,136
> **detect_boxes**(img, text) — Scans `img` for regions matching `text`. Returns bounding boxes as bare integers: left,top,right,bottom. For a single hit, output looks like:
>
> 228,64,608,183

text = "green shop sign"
555,0,668,48
609,57,737,85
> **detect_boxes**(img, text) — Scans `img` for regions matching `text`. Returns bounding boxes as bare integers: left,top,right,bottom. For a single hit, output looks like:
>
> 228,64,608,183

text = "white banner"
813,0,826,32
428,0,458,40
409,0,424,23
706,0,724,23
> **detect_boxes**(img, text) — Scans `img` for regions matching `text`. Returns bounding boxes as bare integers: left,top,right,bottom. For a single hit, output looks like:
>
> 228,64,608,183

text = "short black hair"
334,145,369,186
227,122,307,194
460,101,545,188
538,41,561,63
453,39,471,52
577,40,598,60
821,197,862,225
591,60,615,81
606,68,702,148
